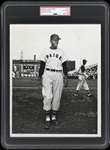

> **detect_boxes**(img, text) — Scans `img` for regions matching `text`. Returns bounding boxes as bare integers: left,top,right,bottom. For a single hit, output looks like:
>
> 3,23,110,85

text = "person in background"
75,59,91,97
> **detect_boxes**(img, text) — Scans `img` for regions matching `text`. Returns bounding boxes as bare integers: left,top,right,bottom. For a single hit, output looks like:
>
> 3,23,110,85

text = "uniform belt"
46,68,62,72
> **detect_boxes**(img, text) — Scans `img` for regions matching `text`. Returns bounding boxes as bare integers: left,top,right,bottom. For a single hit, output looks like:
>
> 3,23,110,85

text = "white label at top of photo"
40,6,70,16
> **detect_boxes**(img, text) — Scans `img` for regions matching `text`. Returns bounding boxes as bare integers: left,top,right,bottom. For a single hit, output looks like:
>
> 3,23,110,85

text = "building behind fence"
12,55,76,78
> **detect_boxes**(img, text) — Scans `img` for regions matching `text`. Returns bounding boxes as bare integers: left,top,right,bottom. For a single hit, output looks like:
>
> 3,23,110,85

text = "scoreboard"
23,65,34,69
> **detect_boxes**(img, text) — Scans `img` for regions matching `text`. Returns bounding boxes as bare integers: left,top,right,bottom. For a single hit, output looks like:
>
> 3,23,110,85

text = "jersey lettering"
46,55,49,59
53,53,55,57
56,54,59,58
59,56,62,60
50,54,52,57
46,53,62,60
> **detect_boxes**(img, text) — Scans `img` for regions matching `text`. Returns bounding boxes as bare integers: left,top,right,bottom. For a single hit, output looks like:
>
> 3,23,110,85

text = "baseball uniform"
40,47,67,110
38,34,68,129
75,59,91,97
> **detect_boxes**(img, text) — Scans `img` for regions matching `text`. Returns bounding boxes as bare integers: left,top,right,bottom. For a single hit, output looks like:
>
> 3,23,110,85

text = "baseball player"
38,34,68,129
75,59,91,97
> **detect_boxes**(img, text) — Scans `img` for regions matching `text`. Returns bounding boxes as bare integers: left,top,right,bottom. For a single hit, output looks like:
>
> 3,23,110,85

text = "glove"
37,77,42,89
64,75,68,87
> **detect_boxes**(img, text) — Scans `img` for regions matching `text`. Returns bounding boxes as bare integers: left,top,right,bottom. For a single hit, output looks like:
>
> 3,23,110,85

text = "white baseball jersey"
40,48,68,70
40,47,68,111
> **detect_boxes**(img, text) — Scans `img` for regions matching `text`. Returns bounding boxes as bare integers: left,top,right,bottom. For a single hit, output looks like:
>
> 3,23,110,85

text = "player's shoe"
75,93,78,96
52,120,59,126
45,121,51,129
87,93,91,97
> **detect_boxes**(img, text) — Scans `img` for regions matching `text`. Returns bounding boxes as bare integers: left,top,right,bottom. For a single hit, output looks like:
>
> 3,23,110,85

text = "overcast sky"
10,24,101,69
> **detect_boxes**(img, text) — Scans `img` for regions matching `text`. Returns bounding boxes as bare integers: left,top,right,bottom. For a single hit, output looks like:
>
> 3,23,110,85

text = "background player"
75,59,91,97
38,34,68,129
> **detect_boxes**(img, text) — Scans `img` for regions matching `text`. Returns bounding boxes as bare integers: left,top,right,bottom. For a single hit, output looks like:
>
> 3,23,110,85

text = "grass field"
12,78,97,135
13,77,97,88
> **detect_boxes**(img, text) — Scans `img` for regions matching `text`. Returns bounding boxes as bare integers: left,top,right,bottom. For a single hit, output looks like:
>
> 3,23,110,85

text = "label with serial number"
40,6,71,16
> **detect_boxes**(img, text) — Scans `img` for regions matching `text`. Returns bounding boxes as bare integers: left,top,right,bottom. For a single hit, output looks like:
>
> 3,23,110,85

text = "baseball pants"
42,70,63,111
76,75,89,91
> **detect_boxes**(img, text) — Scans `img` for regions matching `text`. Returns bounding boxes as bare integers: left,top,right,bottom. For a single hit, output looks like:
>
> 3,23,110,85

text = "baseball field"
12,77,97,135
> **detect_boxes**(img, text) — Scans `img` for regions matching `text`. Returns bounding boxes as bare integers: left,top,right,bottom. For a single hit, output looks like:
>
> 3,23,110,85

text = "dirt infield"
12,78,97,135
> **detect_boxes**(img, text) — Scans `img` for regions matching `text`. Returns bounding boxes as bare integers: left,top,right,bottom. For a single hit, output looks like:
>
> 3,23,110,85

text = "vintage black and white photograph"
10,24,101,137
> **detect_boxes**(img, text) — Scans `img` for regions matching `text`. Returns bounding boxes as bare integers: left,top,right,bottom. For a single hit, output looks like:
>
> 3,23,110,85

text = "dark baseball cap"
50,34,61,40
83,59,87,62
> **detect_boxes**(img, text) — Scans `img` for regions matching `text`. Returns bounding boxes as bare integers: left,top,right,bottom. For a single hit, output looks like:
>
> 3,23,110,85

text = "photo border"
10,24,101,138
